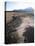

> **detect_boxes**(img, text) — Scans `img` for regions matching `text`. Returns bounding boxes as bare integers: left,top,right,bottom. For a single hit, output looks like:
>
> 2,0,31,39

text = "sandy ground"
6,12,34,43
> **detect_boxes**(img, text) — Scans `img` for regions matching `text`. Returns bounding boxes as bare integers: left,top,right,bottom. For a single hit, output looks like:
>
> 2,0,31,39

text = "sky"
6,2,33,11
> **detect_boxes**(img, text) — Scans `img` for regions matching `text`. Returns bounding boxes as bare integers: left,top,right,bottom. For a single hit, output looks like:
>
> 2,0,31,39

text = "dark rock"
23,26,34,43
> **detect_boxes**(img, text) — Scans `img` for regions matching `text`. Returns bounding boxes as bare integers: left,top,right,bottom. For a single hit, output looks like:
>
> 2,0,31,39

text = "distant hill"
12,7,33,14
